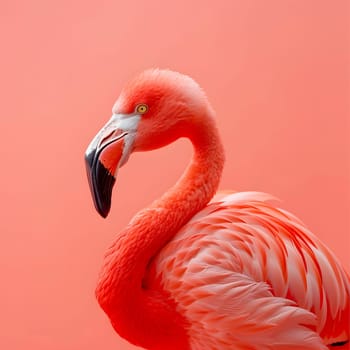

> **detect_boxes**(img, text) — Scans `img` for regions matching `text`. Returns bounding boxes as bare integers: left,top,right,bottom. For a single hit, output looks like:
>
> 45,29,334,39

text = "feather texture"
148,192,349,349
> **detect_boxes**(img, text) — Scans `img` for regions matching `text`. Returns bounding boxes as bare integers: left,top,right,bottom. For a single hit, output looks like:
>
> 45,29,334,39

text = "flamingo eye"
135,104,149,114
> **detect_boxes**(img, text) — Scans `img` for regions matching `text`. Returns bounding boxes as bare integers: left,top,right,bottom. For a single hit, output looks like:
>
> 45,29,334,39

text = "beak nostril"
99,129,127,148
112,129,128,138
99,130,115,148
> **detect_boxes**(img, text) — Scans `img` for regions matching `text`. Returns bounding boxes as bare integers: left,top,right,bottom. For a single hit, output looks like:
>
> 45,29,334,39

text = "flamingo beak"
85,114,140,218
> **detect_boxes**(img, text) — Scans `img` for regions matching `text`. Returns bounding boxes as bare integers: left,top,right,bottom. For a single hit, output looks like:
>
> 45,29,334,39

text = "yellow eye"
135,104,149,114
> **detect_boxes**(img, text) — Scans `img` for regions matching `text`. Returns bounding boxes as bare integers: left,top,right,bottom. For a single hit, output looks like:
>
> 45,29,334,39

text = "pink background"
0,1,349,349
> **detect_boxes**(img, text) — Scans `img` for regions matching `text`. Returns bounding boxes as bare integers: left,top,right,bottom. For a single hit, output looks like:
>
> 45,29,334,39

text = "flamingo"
85,69,350,350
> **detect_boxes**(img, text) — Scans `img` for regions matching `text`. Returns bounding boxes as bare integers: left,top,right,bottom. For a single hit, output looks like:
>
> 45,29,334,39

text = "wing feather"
149,191,350,348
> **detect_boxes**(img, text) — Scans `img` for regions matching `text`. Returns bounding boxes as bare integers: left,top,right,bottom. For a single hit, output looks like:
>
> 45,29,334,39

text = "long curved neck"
95,115,224,348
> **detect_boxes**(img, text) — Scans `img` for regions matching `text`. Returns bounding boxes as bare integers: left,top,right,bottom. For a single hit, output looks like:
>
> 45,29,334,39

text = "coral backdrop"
0,1,348,349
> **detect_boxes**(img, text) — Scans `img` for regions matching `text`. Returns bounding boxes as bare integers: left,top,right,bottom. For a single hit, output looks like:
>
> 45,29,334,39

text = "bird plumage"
85,69,350,349
147,191,349,349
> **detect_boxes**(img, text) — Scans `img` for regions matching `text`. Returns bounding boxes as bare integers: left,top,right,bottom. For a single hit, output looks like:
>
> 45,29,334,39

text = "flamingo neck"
95,115,224,349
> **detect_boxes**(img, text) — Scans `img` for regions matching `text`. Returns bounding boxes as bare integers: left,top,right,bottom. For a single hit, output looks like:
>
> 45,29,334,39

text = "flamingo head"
85,69,211,218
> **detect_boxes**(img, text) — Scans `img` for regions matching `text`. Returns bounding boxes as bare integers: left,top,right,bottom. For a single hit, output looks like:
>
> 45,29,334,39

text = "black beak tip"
85,152,115,219
96,200,111,218
100,211,109,219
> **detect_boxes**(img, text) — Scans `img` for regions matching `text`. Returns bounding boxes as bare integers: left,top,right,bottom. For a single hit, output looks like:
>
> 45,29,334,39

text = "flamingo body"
85,69,350,349
146,191,349,349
